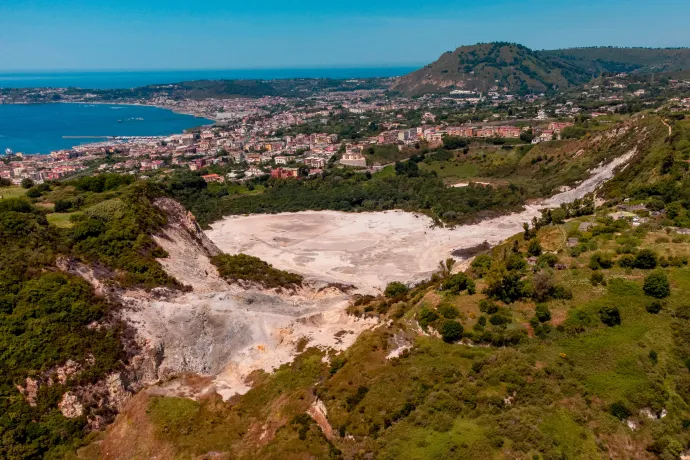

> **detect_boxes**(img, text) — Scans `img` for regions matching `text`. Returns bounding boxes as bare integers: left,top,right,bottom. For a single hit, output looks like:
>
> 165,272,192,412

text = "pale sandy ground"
118,198,376,400
207,150,635,293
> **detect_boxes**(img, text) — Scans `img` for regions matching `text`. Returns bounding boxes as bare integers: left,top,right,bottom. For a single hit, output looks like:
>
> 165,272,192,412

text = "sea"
0,67,417,154
0,104,213,155
0,67,418,90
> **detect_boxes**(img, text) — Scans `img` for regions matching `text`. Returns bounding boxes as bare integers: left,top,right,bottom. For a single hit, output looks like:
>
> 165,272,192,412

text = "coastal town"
3,70,690,185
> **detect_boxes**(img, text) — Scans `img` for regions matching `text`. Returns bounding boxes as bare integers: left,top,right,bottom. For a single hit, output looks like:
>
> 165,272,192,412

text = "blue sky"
1,0,690,70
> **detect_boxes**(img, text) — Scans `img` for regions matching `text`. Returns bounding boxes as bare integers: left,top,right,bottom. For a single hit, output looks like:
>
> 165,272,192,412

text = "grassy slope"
0,186,27,200
419,115,667,196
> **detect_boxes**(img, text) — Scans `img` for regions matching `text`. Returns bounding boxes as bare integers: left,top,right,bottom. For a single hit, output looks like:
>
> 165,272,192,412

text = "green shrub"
440,320,464,343
634,249,658,269
53,199,73,213
610,401,631,420
599,305,621,327
418,306,439,330
442,273,475,294
211,253,303,289
479,299,499,314
437,303,460,319
384,281,409,298
552,285,573,300
618,254,636,268
535,304,551,323
83,198,127,221
590,272,606,286
646,300,663,314
643,271,671,299
537,253,558,268
589,252,614,270
471,254,493,278
649,350,658,364
489,314,511,326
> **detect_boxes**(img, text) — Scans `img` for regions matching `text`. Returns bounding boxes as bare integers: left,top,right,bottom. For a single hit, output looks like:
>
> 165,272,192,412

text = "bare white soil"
207,150,636,293
117,198,376,401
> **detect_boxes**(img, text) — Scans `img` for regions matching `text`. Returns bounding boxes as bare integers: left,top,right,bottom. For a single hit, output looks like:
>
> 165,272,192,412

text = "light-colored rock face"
59,392,84,418
205,149,637,293
112,198,376,401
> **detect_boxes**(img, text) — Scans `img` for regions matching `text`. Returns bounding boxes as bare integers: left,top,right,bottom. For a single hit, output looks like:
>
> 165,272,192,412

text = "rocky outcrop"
152,197,227,292
307,399,335,440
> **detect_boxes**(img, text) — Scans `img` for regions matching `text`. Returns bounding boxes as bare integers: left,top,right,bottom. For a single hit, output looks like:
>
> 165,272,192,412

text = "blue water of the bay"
0,103,213,154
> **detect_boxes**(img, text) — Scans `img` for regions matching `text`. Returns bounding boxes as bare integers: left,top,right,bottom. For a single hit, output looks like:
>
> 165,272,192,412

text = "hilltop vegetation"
542,47,690,74
392,42,690,96
211,253,303,289
164,166,529,228
0,177,180,459
53,78,391,101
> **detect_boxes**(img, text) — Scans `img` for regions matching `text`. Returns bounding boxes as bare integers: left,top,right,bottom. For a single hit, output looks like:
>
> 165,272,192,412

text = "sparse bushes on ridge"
212,253,303,289
385,281,409,298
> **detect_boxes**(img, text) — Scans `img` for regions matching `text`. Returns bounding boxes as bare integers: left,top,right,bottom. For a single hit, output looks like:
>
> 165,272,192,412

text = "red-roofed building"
202,174,225,183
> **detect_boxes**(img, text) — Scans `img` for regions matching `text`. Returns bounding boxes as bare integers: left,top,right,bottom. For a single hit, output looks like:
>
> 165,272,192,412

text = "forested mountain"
391,42,690,96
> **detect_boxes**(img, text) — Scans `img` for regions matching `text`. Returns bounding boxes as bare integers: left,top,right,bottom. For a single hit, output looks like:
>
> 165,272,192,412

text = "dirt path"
661,118,673,137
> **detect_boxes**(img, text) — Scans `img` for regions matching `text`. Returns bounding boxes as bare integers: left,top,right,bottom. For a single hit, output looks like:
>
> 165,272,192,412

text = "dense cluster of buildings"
0,111,579,185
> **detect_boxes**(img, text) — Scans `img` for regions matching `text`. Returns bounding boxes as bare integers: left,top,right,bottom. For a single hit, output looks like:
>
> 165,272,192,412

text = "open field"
0,186,26,200
46,212,77,228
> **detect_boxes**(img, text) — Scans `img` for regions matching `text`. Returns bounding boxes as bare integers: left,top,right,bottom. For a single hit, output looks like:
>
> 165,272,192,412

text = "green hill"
392,43,690,96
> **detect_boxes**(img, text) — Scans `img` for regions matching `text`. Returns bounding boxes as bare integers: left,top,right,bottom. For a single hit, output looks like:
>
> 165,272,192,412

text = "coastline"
0,102,215,154
53,100,219,123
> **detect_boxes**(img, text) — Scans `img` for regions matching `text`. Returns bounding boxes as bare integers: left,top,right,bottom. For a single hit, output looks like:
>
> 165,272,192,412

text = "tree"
437,258,456,278
634,249,658,269
527,239,543,257
599,305,621,327
532,270,555,302
471,254,493,278
485,264,531,303
523,222,533,240
53,199,72,213
20,178,35,189
661,152,675,174
440,320,463,343
535,304,551,323
385,281,409,298
643,272,671,299
442,273,475,294
520,130,534,143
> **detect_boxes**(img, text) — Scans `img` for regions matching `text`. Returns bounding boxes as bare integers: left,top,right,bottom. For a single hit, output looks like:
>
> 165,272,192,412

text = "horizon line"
0,64,425,74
